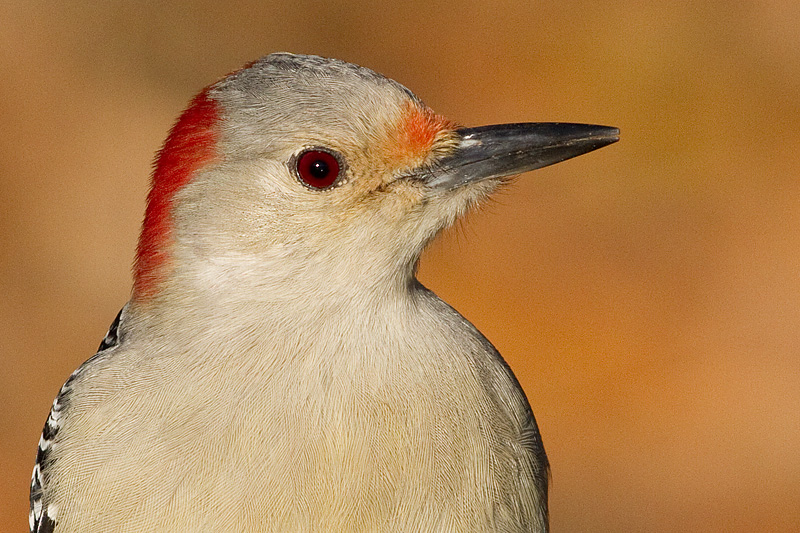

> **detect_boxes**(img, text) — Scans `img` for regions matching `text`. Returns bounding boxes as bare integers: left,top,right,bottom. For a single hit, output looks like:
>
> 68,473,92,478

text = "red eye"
295,149,342,190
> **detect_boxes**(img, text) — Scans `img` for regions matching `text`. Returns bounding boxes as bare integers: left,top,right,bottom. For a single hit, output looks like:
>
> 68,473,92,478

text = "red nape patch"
133,89,220,301
390,101,454,164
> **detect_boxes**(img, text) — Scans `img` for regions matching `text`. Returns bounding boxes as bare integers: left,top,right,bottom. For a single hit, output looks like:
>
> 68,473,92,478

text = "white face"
148,54,617,306
164,56,499,301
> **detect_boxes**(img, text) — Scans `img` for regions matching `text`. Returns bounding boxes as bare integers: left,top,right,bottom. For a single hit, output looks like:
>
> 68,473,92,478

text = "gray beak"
425,123,619,190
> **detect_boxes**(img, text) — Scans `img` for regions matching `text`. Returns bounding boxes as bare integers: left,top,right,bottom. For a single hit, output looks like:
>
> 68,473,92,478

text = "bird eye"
294,148,344,190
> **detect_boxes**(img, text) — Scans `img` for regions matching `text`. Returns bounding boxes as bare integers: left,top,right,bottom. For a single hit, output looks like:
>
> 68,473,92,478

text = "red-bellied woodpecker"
30,53,617,532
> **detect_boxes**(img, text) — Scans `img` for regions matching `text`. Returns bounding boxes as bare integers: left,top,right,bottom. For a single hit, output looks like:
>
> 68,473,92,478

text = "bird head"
133,53,618,307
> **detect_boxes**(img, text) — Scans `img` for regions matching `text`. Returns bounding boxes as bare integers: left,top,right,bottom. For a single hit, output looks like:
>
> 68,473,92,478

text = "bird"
29,53,618,532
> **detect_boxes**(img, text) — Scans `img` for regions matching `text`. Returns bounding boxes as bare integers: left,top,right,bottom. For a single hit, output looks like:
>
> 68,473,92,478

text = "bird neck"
128,246,422,341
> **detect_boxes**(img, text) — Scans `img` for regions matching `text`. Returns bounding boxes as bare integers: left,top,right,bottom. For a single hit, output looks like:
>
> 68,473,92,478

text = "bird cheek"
369,179,428,219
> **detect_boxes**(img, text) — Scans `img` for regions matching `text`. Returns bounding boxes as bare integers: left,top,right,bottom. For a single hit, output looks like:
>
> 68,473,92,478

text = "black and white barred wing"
30,307,125,533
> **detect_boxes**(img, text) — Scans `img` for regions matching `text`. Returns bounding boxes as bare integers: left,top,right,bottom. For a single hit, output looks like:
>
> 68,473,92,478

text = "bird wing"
29,307,125,533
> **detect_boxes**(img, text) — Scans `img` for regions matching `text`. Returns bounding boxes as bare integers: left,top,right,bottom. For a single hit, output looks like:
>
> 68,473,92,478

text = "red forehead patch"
134,88,220,301
391,102,454,164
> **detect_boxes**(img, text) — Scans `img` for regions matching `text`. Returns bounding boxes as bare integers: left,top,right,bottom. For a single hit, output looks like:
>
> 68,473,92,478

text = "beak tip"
587,125,620,151
600,126,621,144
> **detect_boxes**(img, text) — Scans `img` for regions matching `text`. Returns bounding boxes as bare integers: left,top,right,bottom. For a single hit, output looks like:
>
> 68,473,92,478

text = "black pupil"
309,159,329,178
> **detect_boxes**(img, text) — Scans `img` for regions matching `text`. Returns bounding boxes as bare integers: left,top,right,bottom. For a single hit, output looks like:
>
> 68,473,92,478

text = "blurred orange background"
2,1,799,531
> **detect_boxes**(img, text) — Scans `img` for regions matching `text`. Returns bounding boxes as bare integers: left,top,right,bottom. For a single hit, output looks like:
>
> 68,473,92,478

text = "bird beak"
424,123,619,191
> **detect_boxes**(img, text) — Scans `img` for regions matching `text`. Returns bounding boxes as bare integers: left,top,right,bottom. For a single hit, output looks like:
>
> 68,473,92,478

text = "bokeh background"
2,1,799,531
